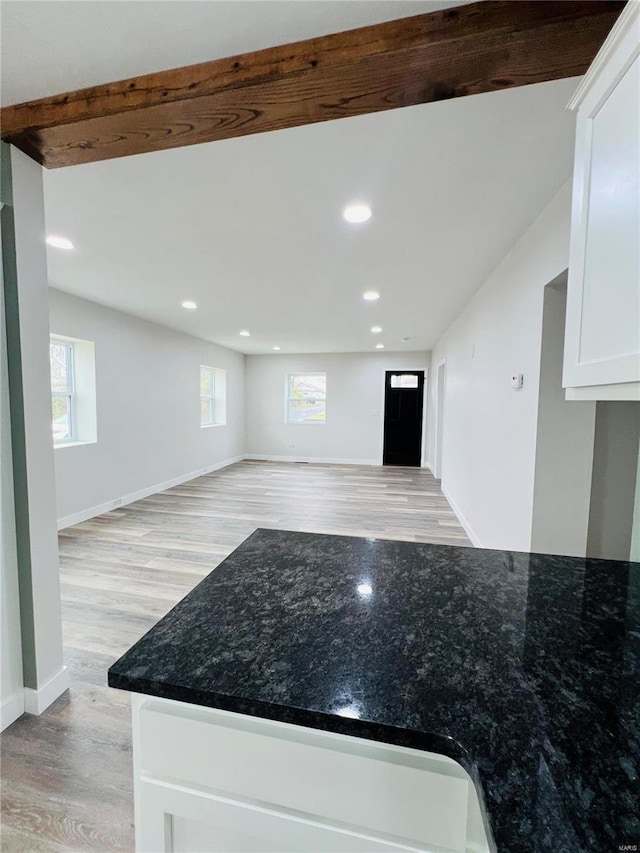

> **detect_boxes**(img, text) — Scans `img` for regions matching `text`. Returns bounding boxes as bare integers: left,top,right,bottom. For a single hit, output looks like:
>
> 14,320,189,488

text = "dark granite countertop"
108,528,640,853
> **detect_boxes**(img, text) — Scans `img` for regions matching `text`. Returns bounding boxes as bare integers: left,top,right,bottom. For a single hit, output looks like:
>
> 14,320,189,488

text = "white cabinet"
132,695,491,853
563,2,640,401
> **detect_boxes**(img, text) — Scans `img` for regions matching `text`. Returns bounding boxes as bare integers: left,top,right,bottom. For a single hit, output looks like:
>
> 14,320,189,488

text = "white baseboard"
244,454,380,466
23,665,69,716
441,483,482,548
57,455,245,529
1,691,25,731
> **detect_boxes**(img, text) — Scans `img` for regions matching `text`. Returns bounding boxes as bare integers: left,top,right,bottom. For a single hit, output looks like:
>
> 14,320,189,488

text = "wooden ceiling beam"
0,0,625,168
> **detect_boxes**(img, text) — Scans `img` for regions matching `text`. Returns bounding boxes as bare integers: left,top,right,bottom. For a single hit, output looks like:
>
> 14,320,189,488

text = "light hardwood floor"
0,460,469,852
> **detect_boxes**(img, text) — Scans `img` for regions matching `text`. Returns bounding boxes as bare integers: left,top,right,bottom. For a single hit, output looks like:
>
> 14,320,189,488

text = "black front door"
382,371,424,466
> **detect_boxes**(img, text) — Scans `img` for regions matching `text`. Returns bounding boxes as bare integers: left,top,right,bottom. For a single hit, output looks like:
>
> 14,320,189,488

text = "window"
50,338,75,442
286,373,326,423
49,334,97,447
200,366,226,427
390,374,420,389
200,366,215,426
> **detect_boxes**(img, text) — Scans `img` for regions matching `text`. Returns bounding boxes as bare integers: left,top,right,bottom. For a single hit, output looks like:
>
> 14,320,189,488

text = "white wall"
49,289,246,526
426,181,572,551
530,279,596,557
246,352,429,465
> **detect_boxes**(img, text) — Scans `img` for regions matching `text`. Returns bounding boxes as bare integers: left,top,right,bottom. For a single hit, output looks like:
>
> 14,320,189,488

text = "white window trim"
50,337,76,445
54,439,95,450
285,372,327,425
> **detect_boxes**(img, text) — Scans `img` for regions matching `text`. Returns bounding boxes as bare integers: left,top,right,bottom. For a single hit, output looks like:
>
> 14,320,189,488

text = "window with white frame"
200,366,226,427
286,373,327,423
50,338,75,442
49,334,97,447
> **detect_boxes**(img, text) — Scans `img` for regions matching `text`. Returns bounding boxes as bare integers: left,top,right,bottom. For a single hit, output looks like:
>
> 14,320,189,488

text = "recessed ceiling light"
239,330,251,337
181,300,197,310
46,235,74,250
343,204,372,224
371,326,382,334
363,291,380,302
273,346,281,351
376,343,385,349
402,337,411,342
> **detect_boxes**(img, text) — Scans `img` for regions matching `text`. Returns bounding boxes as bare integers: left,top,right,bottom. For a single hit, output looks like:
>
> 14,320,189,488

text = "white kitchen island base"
132,695,491,853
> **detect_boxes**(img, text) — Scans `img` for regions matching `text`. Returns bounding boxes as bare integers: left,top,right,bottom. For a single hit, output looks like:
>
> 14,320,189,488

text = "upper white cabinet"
564,1,640,401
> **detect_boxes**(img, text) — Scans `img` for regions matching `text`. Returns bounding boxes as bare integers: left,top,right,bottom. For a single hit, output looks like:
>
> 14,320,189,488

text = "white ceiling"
2,1,579,355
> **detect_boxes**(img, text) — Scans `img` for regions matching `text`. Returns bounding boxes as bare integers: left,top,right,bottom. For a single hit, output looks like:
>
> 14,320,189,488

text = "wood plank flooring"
0,460,469,852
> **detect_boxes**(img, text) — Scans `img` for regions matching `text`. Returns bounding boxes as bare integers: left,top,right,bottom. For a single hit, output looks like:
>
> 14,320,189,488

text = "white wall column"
1,142,67,714
631,448,640,562
587,401,640,562
530,276,596,557
1,205,25,730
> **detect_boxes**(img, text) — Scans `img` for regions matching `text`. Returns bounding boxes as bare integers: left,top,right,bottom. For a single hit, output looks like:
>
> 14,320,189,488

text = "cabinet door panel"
564,3,640,394
138,700,470,852
580,57,640,367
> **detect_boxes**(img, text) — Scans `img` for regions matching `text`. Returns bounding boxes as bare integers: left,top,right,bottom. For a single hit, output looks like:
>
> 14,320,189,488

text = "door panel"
382,372,424,467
